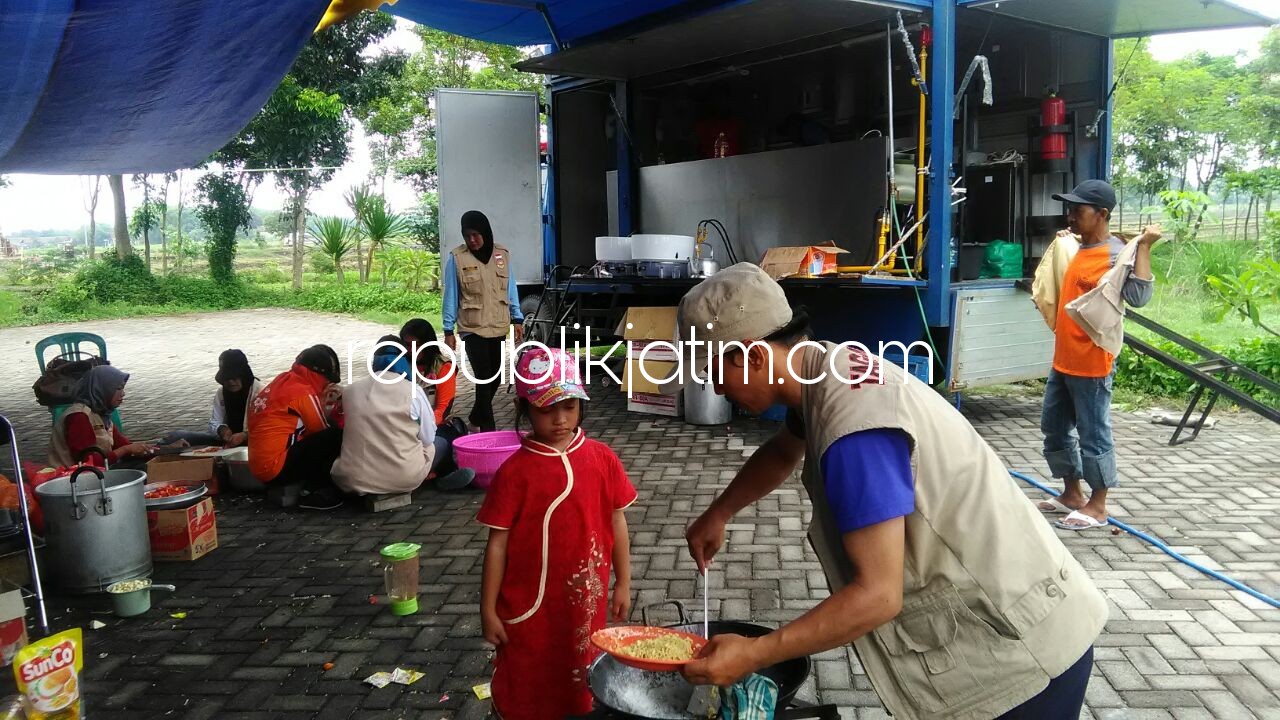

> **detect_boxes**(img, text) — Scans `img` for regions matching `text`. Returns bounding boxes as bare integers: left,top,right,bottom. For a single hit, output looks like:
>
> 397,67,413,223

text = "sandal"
1037,497,1075,515
1055,510,1107,531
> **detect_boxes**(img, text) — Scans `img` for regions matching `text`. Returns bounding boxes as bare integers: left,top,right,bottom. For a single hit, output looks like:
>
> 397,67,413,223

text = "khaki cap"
659,262,793,394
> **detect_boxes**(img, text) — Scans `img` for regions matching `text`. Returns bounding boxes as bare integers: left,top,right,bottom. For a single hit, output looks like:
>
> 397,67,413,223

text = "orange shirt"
1053,244,1115,378
246,364,331,482
427,362,457,426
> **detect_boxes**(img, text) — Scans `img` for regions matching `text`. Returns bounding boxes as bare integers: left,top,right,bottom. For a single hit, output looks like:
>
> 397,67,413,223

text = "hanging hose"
896,12,928,96
1008,470,1280,609
952,55,992,119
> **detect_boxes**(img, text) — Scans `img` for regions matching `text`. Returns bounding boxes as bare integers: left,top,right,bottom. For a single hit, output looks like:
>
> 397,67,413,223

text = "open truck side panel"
436,89,544,285
428,0,1273,394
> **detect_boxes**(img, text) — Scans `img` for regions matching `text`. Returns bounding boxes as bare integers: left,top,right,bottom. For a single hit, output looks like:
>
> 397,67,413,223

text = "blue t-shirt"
786,410,915,532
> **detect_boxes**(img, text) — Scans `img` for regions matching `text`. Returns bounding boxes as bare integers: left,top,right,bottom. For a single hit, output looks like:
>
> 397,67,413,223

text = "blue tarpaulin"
0,0,330,174
382,0,699,48
0,0,696,174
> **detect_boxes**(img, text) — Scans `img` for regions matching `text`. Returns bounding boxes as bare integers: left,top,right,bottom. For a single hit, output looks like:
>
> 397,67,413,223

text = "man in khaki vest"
442,210,524,431
668,264,1107,719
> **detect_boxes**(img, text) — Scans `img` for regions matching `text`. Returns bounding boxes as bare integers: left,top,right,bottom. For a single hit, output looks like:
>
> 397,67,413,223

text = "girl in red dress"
478,348,636,719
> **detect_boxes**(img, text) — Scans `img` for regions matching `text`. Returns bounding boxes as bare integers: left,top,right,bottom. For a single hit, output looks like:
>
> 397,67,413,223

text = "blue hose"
1008,469,1280,610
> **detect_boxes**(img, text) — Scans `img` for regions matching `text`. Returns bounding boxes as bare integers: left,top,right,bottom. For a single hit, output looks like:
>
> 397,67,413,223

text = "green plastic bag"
978,240,1023,279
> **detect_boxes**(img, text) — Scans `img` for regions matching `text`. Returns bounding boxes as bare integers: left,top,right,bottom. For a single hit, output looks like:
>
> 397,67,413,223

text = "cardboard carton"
622,358,682,418
758,244,849,280
147,497,217,561
0,588,27,666
145,455,215,485
615,307,680,362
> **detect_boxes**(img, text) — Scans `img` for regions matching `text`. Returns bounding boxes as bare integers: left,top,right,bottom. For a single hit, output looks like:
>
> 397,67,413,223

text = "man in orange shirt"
1039,180,1158,530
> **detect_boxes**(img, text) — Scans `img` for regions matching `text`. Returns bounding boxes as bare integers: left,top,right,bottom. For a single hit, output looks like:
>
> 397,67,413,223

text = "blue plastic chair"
35,332,107,372
35,332,123,433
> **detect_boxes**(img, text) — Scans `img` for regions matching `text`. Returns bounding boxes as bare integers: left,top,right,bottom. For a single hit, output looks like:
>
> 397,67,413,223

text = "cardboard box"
616,306,681,362
759,244,849,280
146,455,215,485
622,358,683,417
0,589,27,666
627,392,682,418
147,497,218,561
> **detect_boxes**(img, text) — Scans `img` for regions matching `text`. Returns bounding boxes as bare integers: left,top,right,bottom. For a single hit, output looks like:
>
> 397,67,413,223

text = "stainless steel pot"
684,378,732,426
35,466,152,593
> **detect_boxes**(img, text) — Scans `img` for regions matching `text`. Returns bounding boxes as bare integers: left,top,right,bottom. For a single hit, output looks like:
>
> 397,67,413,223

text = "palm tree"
343,184,378,282
308,217,353,283
359,202,408,285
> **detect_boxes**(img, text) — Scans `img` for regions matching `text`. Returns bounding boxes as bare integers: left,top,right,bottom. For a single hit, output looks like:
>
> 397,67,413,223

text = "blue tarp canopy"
3,0,1273,175
382,0,707,48
0,0,703,174
0,0,330,175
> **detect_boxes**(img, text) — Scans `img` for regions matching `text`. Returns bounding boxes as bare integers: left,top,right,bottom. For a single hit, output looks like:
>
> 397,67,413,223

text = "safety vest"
797,342,1107,720
452,243,513,338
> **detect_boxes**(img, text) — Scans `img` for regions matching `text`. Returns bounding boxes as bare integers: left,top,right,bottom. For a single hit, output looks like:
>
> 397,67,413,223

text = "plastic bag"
979,240,1024,279
14,628,82,719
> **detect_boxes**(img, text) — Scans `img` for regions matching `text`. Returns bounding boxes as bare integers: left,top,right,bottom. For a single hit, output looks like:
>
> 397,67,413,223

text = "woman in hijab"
208,350,262,447
160,349,263,448
247,345,346,510
48,365,171,469
400,318,457,426
441,210,525,431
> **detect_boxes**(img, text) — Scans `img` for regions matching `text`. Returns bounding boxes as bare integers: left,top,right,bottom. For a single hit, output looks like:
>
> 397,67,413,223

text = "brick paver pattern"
0,310,1277,720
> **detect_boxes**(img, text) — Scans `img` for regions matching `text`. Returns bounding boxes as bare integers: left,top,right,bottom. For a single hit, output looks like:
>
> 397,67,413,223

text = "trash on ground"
391,667,424,685
364,672,394,688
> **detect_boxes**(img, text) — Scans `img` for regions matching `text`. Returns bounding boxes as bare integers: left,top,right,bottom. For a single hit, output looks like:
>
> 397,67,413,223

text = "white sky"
0,8,1275,234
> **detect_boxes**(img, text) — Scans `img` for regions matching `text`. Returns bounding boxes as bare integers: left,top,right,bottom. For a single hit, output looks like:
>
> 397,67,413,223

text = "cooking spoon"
687,568,720,716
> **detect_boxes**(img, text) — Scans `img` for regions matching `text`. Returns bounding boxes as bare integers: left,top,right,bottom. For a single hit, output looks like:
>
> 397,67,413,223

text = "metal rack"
1124,313,1280,446
0,414,50,636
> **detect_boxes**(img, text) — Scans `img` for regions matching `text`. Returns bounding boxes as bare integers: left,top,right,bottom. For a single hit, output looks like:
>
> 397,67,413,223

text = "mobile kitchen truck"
420,0,1274,396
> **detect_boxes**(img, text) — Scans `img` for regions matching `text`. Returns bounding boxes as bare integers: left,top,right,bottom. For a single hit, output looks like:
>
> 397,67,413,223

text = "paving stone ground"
0,310,1277,720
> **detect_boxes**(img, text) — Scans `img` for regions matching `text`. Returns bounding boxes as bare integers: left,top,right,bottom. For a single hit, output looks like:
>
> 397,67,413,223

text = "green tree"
362,27,542,194
107,174,132,260
343,184,378,281
1112,42,1260,211
1208,259,1280,338
80,175,102,260
356,197,407,286
215,10,401,289
195,175,252,283
309,216,354,283
129,192,165,274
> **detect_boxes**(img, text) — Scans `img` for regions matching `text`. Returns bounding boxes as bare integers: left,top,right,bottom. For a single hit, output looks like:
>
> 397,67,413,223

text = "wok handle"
640,600,689,627
777,705,840,720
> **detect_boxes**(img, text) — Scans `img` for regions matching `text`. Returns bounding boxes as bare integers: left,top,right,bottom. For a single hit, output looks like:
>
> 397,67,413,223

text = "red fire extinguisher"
1040,91,1067,161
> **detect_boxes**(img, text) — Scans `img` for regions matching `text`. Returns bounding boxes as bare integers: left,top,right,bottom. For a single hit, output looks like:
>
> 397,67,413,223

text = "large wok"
589,602,827,720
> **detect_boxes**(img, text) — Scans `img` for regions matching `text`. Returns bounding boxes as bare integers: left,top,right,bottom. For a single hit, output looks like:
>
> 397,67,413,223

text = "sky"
0,7,1275,235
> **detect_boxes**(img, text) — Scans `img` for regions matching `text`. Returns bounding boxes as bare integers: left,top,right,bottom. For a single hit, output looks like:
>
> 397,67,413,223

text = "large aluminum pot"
684,378,732,426
596,236,633,262
631,234,695,262
35,466,152,593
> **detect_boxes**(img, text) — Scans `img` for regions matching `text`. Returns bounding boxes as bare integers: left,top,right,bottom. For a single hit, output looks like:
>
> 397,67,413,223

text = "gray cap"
659,262,793,394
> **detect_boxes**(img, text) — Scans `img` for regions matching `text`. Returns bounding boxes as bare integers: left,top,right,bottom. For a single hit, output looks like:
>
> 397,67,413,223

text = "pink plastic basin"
451,431,524,489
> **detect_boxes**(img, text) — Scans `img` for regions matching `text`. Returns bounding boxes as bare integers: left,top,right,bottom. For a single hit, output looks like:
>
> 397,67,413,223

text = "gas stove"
570,701,839,719
589,260,695,280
